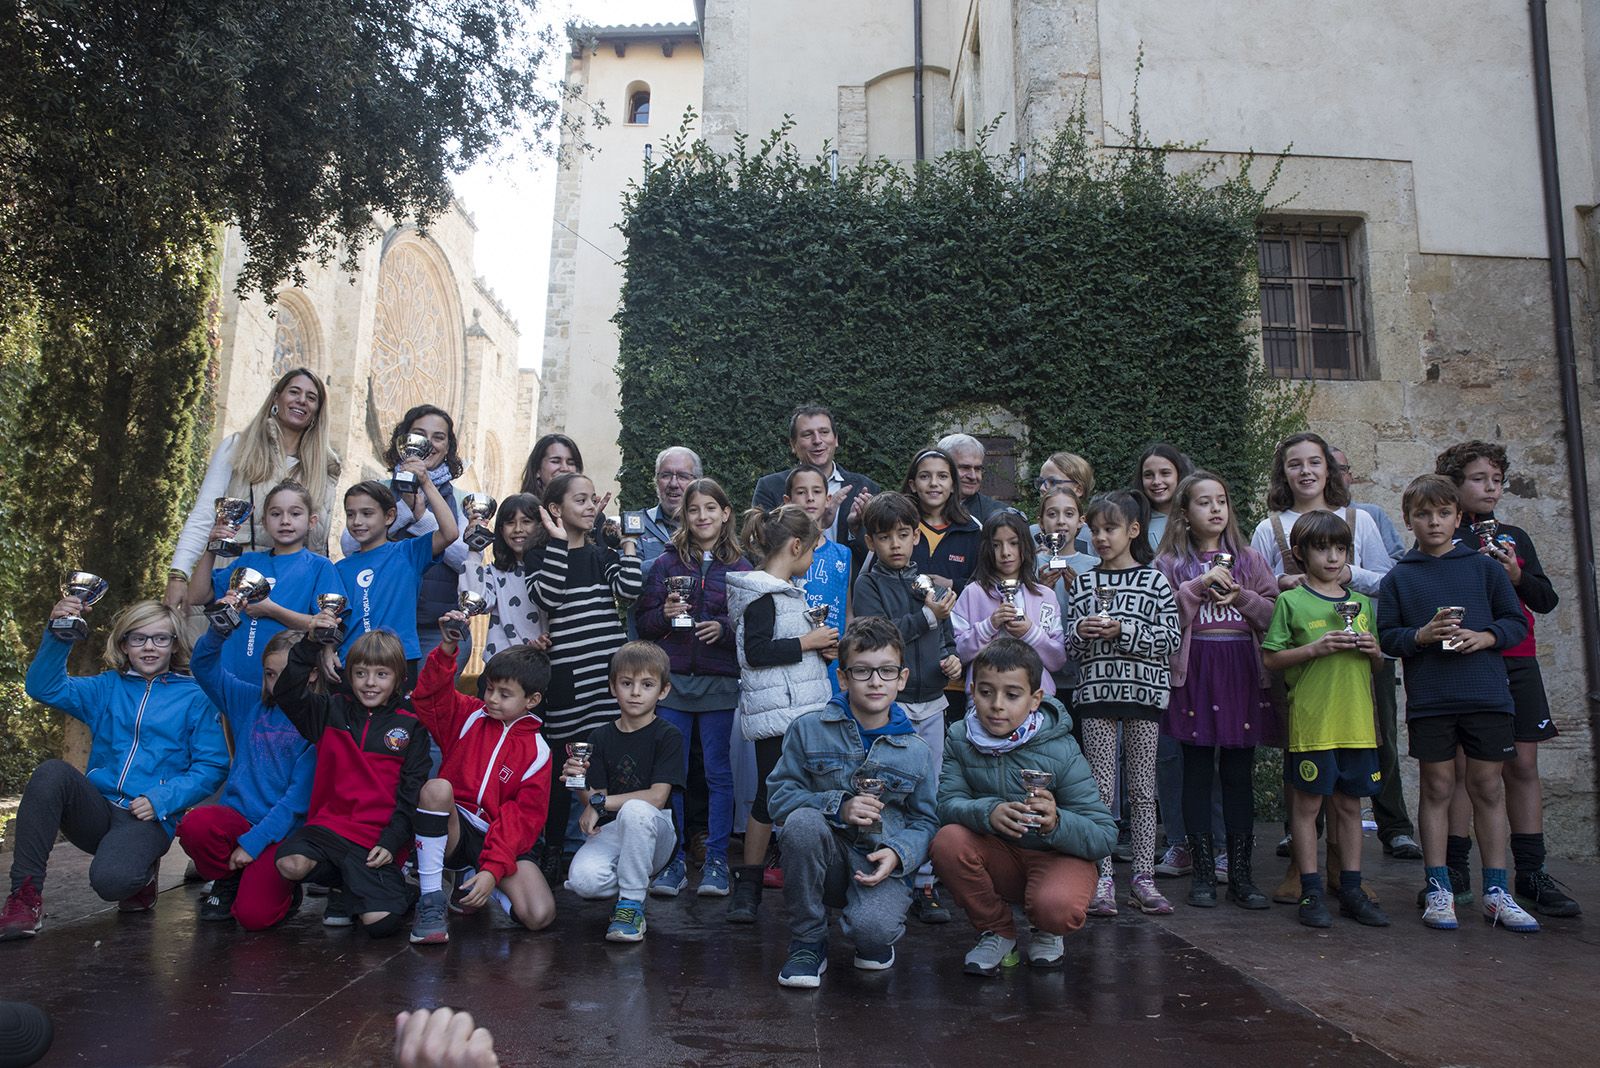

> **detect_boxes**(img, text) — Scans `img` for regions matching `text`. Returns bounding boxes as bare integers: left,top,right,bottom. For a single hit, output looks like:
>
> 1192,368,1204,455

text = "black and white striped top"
525,541,642,742
1064,565,1182,712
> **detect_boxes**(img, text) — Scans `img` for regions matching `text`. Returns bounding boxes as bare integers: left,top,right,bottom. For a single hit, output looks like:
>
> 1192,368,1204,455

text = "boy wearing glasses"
765,617,939,988
3,599,228,939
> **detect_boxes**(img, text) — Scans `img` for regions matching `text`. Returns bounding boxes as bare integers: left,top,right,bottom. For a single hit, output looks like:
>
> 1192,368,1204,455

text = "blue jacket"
191,630,317,858
25,632,229,834
766,695,940,876
1377,544,1527,717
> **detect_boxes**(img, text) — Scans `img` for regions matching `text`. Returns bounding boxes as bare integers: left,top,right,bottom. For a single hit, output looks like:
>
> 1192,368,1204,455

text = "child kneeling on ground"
407,612,557,944
932,638,1117,975
561,641,684,943
766,617,940,989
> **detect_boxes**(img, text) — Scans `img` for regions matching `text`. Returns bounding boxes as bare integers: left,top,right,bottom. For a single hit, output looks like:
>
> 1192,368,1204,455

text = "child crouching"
932,638,1116,975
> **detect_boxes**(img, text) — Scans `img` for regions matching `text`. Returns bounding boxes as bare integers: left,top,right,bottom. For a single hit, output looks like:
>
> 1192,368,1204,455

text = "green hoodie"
938,697,1118,861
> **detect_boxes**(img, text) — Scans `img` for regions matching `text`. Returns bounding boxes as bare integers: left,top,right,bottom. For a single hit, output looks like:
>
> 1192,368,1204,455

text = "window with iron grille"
1257,219,1367,380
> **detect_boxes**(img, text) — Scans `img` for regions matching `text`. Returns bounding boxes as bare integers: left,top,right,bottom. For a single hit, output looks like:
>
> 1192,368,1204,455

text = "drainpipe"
913,0,925,161
1528,0,1600,848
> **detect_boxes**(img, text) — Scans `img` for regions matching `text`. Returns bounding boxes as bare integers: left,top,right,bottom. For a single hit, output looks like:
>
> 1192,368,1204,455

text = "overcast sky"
453,0,697,366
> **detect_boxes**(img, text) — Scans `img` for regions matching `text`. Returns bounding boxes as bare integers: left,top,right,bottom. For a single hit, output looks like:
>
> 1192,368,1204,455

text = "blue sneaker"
778,939,829,988
697,857,731,897
650,857,688,898
852,943,895,971
605,899,647,943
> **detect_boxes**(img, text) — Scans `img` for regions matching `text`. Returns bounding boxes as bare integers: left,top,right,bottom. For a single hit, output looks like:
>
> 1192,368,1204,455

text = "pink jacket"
952,580,1068,694
1155,548,1278,688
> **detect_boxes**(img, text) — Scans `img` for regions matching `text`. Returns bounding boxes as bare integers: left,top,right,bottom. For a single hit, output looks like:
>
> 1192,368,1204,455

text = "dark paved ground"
4,827,1594,1067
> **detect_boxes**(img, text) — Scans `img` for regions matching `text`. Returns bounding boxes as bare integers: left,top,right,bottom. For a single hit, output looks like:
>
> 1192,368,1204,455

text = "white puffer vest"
727,569,833,741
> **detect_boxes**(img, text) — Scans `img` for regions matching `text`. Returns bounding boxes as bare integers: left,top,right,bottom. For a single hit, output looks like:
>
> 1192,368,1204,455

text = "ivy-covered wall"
615,114,1300,517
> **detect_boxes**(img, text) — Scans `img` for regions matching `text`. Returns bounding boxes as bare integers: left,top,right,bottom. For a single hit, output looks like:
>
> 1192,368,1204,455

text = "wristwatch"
589,793,607,815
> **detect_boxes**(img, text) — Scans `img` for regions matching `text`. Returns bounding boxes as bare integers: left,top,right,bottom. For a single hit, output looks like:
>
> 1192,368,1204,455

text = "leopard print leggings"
1082,717,1159,879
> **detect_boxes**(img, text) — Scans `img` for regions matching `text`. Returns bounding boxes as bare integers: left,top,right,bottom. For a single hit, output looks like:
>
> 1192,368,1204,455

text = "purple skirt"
1164,632,1282,749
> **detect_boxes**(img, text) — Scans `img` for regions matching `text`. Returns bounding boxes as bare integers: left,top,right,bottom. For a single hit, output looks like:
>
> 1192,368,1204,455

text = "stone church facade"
541,2,1600,852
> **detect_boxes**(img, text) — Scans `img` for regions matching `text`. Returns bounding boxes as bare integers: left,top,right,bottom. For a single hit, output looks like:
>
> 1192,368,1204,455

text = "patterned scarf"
964,707,1045,754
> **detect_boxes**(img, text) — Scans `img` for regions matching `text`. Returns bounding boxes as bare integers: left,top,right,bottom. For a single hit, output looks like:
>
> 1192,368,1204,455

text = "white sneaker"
1483,886,1540,933
1422,879,1458,930
1026,927,1064,969
962,931,1018,976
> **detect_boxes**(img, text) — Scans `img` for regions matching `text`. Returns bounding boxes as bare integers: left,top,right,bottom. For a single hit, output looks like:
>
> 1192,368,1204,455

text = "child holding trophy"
2,599,228,939
783,464,853,693
1153,472,1280,911
954,512,1068,695
1064,491,1181,918
187,480,345,685
635,478,750,898
1261,510,1389,929
1035,484,1099,698
460,493,550,664
932,639,1115,975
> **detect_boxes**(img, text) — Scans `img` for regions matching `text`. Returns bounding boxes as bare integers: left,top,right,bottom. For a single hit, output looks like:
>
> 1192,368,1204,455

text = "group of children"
0,424,1578,989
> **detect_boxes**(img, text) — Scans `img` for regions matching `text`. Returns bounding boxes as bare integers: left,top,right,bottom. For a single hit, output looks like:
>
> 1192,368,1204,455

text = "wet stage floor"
7,833,1596,1067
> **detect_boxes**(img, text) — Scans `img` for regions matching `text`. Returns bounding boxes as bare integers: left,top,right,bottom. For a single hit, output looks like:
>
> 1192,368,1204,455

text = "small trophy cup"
1207,552,1236,594
1439,605,1467,652
998,578,1022,609
1092,584,1116,621
311,593,348,645
665,575,698,630
443,590,489,642
621,511,646,537
49,571,110,643
850,772,888,836
1472,519,1502,552
461,494,498,552
565,742,593,789
1334,600,1362,634
1038,530,1072,572
206,568,273,637
909,573,936,603
805,604,831,629
207,497,253,558
391,432,433,493
1019,768,1056,828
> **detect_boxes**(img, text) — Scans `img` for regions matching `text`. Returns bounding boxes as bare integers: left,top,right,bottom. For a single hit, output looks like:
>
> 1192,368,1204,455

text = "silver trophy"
311,593,348,645
998,578,1022,609
1019,768,1056,828
391,432,433,494
461,494,498,552
1439,605,1467,652
1092,584,1116,621
565,742,593,789
49,571,110,643
1471,518,1498,549
442,590,489,642
665,575,698,630
909,573,936,603
851,772,888,836
207,497,253,558
804,604,831,629
1038,530,1072,572
1334,600,1362,635
1207,552,1236,594
206,567,273,636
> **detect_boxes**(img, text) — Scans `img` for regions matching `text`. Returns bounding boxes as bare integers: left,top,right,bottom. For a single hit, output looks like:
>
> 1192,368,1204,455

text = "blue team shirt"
212,548,345,684
804,536,852,693
335,536,440,660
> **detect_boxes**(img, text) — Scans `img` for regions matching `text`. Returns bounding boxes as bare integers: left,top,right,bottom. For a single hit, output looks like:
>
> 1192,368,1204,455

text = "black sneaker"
1112,825,1133,864
323,887,355,927
1338,891,1391,927
199,874,240,922
1297,893,1332,928
1516,869,1582,918
910,885,951,925
1276,834,1292,858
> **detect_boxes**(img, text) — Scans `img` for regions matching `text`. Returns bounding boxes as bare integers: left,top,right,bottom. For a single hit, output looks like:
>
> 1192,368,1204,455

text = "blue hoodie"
25,632,229,834
191,630,317,858
1377,543,1527,718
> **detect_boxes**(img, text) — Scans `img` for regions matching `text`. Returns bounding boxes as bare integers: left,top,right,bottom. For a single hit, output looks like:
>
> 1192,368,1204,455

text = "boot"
1325,829,1379,904
1186,834,1217,908
1272,858,1301,905
1224,833,1270,910
726,865,763,924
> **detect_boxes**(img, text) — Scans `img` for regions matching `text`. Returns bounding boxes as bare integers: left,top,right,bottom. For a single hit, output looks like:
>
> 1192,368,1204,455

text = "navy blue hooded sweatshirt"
1377,543,1527,718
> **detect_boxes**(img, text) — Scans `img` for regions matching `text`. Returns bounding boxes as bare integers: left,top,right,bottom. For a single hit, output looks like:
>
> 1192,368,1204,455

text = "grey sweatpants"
565,800,676,902
10,759,172,900
781,807,912,948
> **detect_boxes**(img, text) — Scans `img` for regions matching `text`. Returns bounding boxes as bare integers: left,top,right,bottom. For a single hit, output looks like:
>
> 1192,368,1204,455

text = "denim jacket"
766,696,940,876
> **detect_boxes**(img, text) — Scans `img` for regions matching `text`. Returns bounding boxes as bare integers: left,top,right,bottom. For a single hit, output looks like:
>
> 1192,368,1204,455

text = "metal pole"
913,0,925,161
1528,0,1600,848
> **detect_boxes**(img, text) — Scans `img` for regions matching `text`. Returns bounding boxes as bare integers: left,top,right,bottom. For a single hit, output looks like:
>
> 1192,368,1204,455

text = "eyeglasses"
843,665,904,682
657,471,696,483
124,632,175,648
1036,477,1083,493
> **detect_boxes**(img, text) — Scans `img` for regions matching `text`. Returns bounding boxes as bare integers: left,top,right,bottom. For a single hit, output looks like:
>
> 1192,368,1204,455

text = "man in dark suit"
751,405,879,552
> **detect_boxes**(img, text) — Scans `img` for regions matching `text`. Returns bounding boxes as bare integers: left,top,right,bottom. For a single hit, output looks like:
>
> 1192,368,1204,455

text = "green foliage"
615,105,1303,521
0,683,61,796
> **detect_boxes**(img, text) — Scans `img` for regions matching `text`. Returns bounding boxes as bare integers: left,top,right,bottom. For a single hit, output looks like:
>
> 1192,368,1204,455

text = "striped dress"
525,540,642,742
